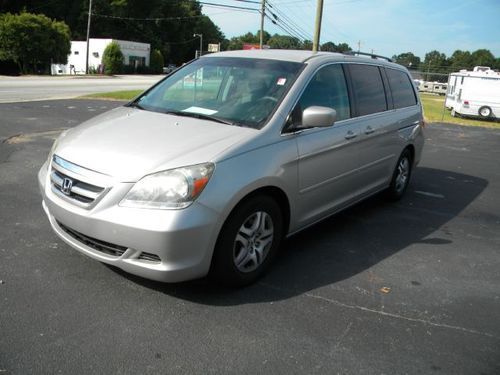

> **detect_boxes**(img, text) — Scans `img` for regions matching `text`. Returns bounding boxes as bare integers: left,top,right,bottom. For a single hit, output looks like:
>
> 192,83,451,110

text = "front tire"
210,195,284,287
386,149,412,201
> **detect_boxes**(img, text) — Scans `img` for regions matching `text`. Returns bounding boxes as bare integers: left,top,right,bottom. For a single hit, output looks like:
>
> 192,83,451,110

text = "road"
0,75,163,103
0,100,499,374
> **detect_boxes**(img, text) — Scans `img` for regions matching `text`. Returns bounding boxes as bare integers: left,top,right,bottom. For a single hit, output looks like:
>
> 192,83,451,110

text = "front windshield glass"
135,57,304,129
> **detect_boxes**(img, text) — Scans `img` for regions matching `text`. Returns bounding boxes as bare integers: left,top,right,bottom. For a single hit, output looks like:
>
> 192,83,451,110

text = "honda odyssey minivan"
38,50,424,286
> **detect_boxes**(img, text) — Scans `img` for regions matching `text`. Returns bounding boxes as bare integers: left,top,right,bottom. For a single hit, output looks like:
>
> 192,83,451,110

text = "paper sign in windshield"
183,106,218,115
277,78,287,86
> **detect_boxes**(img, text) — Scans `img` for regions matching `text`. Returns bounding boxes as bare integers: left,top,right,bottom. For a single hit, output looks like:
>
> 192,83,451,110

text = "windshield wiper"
163,110,236,126
127,102,146,110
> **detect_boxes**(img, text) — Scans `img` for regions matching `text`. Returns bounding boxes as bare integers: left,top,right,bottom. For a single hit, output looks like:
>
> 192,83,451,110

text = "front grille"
57,221,127,257
50,155,108,208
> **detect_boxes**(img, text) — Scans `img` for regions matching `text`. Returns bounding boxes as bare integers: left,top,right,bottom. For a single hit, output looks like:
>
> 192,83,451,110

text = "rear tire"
478,106,492,118
386,149,412,201
210,195,283,287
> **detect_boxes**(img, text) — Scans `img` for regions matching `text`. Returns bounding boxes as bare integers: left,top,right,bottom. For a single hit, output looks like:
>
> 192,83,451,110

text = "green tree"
102,41,123,75
302,39,313,50
393,52,421,69
448,50,473,72
320,41,351,53
470,49,495,67
0,0,225,66
334,43,352,53
494,58,500,70
227,37,244,51
0,12,70,74
267,34,302,49
321,42,336,52
226,31,271,50
422,50,448,82
149,49,164,73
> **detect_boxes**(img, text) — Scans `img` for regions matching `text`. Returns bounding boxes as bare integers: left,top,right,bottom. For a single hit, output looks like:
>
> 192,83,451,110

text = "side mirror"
300,106,337,129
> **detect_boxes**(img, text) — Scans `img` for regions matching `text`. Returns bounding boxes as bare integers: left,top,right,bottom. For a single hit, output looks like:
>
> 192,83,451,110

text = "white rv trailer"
445,66,500,119
418,81,448,95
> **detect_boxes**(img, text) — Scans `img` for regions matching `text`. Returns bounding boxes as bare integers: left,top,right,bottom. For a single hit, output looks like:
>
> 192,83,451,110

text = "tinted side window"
386,68,417,108
348,64,387,116
295,64,351,122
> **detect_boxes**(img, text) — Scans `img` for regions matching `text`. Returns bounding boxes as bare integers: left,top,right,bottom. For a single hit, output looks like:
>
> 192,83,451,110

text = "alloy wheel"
233,211,274,273
395,157,410,194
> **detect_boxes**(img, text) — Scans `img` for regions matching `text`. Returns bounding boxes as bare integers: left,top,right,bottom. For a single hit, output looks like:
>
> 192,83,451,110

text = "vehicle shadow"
110,166,488,305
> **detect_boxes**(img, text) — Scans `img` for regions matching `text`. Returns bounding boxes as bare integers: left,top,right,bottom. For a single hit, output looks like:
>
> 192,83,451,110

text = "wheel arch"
404,144,415,165
224,185,291,236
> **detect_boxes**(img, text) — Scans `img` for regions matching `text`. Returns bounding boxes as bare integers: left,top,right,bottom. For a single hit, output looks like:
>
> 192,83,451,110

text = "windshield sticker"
277,78,287,86
182,106,218,115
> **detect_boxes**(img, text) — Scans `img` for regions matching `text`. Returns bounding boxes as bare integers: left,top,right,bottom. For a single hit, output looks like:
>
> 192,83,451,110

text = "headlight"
120,163,215,209
48,138,59,162
48,129,68,162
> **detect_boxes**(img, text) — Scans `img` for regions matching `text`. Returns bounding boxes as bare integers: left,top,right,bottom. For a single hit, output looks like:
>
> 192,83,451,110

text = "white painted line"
415,190,445,199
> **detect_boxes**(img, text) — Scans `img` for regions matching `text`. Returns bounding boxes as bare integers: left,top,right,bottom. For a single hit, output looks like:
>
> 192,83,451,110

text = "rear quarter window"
348,64,387,116
385,68,417,109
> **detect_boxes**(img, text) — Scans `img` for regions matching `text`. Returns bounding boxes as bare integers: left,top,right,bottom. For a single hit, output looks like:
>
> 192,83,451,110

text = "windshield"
134,57,304,129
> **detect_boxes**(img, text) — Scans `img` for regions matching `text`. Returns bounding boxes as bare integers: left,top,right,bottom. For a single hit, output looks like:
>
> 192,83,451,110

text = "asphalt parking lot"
1,100,499,374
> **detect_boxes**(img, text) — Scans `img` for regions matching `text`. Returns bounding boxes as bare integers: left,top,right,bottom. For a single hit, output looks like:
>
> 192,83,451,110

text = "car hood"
54,107,257,182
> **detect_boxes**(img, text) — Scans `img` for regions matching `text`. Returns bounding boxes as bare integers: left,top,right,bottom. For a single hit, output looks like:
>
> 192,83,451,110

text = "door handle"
365,126,375,135
345,130,357,140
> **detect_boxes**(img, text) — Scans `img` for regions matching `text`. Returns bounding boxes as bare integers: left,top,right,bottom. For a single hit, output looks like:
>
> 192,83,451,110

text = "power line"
264,13,305,41
90,12,219,21
267,0,315,41
269,14,311,41
233,0,261,4
199,1,259,11
266,1,313,40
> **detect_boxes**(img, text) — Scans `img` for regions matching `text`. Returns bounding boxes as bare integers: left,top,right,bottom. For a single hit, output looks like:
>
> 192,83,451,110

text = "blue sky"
202,0,500,59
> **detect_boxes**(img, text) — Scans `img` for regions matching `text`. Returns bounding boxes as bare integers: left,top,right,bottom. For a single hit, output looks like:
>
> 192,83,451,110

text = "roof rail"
343,51,393,62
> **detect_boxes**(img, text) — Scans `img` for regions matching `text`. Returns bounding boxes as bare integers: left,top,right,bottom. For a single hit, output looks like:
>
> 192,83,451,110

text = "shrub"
102,41,123,75
150,49,164,74
0,12,70,74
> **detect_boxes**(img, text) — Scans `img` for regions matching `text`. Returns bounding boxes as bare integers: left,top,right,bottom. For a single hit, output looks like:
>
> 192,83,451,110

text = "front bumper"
38,160,221,283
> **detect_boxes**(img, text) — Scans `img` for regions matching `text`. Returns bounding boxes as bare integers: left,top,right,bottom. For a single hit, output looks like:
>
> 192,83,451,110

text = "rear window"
348,64,387,116
386,68,417,109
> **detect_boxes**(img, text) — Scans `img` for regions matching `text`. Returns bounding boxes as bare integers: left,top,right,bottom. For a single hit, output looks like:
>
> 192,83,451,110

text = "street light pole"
312,0,324,52
193,34,203,58
85,0,93,74
259,0,266,49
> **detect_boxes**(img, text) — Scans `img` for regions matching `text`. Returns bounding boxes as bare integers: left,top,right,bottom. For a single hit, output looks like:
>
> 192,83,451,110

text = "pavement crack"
259,282,499,340
2,128,66,144
333,322,353,350
1,133,22,144
306,292,499,339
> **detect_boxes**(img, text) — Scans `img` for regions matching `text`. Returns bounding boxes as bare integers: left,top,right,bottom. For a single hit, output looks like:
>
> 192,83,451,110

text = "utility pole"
357,40,361,52
193,34,203,58
312,0,324,52
85,0,93,74
260,0,266,49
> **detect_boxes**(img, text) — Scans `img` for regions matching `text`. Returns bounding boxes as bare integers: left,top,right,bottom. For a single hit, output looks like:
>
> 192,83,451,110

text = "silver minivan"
38,50,424,286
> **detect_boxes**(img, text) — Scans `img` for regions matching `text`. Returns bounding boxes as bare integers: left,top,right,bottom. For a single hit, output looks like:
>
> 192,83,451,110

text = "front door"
292,64,364,226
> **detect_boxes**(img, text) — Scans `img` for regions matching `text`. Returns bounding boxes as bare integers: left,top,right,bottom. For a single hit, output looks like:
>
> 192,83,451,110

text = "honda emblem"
61,178,73,195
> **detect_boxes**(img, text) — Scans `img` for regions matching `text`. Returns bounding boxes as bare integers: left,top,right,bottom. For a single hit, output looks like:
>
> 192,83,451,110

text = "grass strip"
82,90,142,100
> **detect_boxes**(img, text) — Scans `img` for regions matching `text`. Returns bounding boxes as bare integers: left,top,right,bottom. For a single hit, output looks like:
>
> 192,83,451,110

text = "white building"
51,38,151,75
